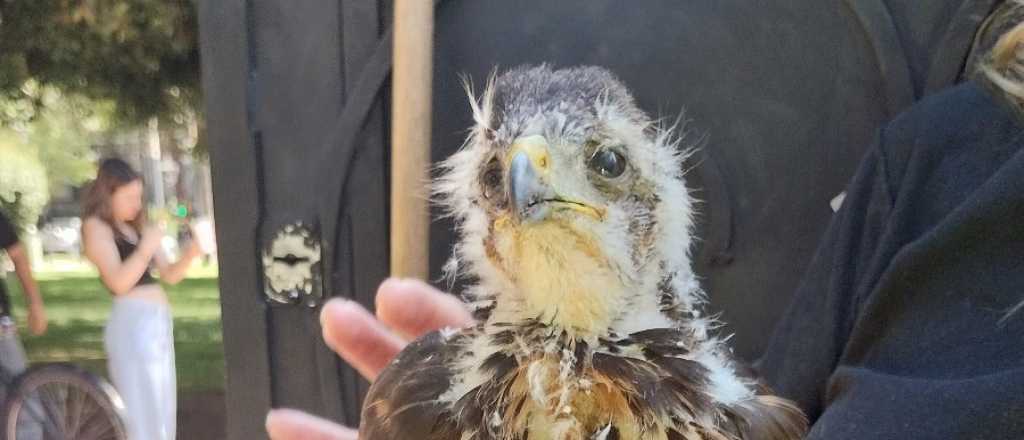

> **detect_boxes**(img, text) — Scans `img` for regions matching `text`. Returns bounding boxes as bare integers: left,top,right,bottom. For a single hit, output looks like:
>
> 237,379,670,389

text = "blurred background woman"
81,158,201,440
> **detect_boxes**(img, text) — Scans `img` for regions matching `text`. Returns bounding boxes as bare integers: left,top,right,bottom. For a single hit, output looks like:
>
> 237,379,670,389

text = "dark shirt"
0,211,18,317
759,80,1024,438
0,211,16,251
113,232,158,287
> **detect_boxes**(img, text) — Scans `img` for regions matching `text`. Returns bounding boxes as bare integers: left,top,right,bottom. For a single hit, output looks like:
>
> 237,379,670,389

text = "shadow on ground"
179,390,226,440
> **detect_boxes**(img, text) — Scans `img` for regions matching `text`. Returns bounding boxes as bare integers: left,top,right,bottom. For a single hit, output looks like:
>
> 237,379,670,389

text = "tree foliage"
0,142,50,232
2,82,110,190
0,0,200,124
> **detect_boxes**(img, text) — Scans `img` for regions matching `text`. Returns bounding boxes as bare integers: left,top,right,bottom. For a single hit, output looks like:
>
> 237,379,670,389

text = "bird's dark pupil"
482,163,502,199
591,149,625,177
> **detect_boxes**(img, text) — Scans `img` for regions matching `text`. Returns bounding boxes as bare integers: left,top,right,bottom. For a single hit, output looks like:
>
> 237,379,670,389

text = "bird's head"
437,65,701,339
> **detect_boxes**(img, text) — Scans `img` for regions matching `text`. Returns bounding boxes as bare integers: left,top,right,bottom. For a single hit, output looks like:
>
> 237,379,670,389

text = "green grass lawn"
4,258,224,393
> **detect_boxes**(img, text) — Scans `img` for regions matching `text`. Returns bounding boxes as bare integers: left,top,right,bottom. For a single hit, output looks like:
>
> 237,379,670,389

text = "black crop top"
114,234,158,286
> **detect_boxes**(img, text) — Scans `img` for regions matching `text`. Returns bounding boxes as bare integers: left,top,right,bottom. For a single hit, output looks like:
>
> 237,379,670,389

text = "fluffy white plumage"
360,65,806,440
433,65,750,406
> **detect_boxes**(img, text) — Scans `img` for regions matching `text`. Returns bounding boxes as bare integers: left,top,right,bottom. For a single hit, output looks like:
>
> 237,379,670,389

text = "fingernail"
265,409,279,429
382,277,405,288
320,299,344,327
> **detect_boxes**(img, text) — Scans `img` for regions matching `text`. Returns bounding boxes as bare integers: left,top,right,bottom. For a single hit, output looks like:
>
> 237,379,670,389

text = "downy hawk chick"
360,65,807,440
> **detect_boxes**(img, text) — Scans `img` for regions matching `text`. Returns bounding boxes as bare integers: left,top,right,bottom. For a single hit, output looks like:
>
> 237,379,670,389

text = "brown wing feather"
634,328,807,440
721,395,808,440
359,331,464,440
724,360,808,440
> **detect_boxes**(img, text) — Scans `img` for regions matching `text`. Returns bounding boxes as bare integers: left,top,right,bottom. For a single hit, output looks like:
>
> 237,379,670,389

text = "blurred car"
39,217,82,255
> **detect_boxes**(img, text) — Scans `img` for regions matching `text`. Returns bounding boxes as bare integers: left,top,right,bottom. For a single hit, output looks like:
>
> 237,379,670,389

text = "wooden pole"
391,0,433,279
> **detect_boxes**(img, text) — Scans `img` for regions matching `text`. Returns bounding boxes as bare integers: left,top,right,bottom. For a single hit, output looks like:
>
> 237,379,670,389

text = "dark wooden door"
198,1,391,438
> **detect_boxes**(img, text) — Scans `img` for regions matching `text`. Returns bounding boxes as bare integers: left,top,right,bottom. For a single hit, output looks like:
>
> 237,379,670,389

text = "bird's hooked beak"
507,135,604,223
508,135,552,222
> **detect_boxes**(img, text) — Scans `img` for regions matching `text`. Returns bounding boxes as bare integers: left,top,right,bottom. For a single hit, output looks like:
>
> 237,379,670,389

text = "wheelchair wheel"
2,363,127,440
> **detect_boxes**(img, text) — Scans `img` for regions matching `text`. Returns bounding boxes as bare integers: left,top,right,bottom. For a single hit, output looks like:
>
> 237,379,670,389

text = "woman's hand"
26,299,47,336
183,225,203,260
140,225,164,254
265,278,473,440
186,239,202,260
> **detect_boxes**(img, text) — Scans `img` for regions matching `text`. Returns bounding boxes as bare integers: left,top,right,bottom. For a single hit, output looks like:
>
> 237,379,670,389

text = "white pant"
0,319,42,440
104,297,176,440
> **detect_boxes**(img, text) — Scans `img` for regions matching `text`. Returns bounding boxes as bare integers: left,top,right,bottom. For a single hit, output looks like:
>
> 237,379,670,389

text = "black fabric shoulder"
762,78,1024,437
757,142,894,420
876,81,1024,201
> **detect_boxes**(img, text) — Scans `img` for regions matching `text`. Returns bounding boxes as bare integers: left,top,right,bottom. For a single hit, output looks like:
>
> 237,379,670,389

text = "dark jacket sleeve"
755,132,896,421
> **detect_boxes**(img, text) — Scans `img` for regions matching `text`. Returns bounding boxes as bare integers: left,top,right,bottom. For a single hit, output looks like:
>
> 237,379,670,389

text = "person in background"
81,158,201,440
0,208,48,383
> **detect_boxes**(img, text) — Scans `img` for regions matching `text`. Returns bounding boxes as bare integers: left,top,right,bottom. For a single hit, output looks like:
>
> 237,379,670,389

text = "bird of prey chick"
360,65,807,440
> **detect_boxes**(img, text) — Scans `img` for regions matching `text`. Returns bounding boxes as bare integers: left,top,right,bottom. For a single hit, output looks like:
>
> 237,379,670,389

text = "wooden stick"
391,0,433,279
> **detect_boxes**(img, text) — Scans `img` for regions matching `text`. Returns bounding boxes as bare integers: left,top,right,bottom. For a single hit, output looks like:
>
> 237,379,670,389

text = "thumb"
267,409,358,440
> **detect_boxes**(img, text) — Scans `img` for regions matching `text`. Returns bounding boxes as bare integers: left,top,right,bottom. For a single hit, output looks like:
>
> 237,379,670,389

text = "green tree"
1,81,113,193
0,141,50,232
0,0,199,124
9,82,113,190
0,1,206,224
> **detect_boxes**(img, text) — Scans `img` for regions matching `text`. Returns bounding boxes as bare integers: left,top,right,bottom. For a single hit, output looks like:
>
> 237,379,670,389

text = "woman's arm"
152,231,201,285
6,243,47,335
82,218,161,295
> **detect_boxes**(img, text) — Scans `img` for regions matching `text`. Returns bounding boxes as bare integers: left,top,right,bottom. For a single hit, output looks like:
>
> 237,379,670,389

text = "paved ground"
178,391,226,440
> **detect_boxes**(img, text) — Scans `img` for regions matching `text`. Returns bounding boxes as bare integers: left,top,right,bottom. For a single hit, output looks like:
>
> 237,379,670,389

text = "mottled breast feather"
360,326,807,440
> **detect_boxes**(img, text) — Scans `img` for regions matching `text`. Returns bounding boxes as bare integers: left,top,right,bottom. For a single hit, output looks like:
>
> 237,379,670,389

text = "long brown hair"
82,158,146,237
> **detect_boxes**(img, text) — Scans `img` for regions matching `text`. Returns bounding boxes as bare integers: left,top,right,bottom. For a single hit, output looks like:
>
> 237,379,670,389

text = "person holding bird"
268,3,1024,439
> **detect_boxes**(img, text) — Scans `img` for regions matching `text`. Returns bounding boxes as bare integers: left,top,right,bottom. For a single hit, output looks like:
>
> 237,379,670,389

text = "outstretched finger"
320,298,406,381
375,278,474,340
266,408,357,440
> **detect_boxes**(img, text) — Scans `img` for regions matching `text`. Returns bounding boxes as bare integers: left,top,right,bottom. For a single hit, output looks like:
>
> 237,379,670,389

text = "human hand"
265,278,473,440
183,226,202,259
191,219,216,255
266,409,358,440
140,225,164,253
27,300,47,336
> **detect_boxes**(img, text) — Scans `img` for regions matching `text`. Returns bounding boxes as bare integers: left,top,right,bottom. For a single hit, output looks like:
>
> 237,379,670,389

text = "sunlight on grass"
4,260,224,392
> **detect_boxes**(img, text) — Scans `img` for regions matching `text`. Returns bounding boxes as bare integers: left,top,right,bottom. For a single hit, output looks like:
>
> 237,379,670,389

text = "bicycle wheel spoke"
76,400,114,440
70,380,98,433
39,384,70,439
16,391,49,425
77,393,105,432
76,414,116,440
19,390,64,439
64,388,77,438
5,367,127,440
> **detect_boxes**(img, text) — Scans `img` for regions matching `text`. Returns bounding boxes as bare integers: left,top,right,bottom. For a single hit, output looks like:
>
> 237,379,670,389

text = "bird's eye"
481,159,503,199
588,148,627,178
